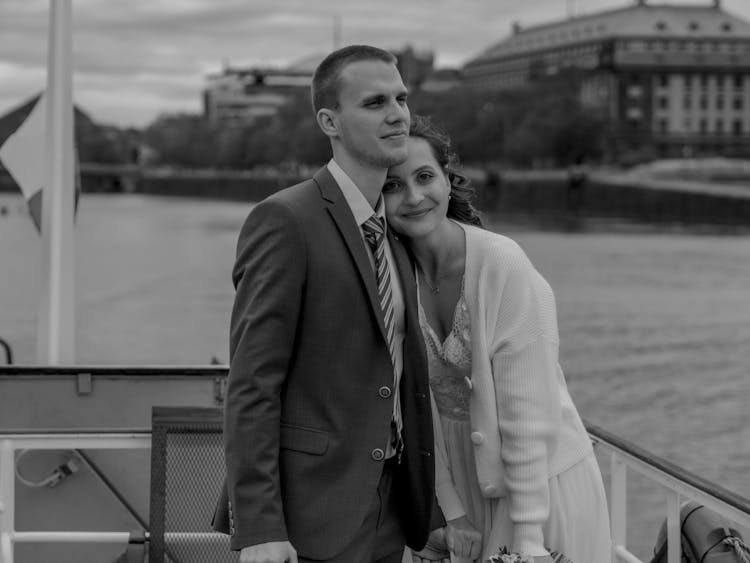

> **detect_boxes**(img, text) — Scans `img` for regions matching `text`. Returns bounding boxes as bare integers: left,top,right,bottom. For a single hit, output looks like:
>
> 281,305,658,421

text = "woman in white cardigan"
385,116,611,563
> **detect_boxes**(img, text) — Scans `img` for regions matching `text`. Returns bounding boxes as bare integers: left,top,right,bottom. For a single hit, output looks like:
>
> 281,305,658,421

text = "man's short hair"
311,45,397,114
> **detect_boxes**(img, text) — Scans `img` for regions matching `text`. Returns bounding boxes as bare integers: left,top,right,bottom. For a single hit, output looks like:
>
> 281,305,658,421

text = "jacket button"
470,431,484,445
378,386,392,399
483,484,498,496
371,448,385,461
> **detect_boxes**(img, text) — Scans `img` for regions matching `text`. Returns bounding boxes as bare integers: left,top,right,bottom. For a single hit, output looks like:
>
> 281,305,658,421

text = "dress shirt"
327,159,405,457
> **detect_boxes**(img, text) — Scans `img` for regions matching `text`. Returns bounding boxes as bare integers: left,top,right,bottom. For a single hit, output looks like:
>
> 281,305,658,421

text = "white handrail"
587,422,750,563
12,531,132,544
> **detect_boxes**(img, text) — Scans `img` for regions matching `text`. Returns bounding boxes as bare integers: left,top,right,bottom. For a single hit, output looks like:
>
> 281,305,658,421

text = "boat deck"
1,366,749,563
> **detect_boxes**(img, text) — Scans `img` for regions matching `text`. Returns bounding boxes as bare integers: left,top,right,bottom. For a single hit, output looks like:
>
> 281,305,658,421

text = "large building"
203,56,321,126
203,47,434,126
463,0,750,157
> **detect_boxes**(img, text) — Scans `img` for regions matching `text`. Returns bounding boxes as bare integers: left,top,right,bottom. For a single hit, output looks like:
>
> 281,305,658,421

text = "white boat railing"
0,432,150,563
586,421,750,563
2,425,750,563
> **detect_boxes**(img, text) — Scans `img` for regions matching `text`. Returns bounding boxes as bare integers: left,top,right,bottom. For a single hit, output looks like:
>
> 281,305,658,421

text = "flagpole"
37,0,75,364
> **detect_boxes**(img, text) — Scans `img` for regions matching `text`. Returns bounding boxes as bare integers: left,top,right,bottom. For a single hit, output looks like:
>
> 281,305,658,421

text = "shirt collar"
327,159,386,228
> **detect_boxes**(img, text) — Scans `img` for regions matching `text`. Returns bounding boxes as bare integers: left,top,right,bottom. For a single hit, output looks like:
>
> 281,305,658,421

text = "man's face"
332,60,410,168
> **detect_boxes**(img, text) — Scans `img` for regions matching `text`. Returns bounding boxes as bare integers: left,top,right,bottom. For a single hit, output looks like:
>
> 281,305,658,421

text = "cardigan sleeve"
489,244,562,556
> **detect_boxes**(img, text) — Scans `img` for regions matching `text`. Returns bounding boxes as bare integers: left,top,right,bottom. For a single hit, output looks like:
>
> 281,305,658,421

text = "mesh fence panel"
150,410,238,563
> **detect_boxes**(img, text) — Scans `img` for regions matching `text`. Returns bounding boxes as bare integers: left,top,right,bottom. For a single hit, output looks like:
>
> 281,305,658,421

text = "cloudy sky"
1,0,749,128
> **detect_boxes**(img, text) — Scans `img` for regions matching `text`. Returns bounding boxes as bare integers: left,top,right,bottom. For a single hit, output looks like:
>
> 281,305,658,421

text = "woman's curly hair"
409,115,483,227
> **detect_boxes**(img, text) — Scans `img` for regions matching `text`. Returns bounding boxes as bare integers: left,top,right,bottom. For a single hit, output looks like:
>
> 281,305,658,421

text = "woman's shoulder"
461,223,529,264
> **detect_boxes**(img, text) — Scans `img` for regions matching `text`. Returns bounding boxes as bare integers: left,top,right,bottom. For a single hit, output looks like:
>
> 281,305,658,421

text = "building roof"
287,53,326,73
466,1,750,65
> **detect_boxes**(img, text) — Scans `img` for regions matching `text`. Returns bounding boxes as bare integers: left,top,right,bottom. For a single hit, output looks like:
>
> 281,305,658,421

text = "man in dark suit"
213,45,443,563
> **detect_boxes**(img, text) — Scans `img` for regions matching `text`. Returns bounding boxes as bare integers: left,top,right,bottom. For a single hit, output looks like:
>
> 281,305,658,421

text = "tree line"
139,70,610,170
0,72,617,171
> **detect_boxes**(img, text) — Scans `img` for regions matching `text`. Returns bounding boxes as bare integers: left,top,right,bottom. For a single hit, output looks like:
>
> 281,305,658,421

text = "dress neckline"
417,274,466,350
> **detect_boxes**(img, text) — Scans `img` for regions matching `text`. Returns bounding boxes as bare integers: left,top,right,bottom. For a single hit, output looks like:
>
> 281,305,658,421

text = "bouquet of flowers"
488,547,534,562
488,546,575,563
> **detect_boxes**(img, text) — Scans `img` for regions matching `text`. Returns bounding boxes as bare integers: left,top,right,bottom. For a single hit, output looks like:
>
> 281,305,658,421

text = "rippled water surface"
1,193,748,559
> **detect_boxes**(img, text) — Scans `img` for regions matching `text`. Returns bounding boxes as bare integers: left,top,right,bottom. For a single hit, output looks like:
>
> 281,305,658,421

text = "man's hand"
411,527,450,562
239,541,297,563
445,515,482,560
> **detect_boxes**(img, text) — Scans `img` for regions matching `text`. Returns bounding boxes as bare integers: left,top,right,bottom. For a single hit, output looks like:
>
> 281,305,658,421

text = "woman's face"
383,136,451,239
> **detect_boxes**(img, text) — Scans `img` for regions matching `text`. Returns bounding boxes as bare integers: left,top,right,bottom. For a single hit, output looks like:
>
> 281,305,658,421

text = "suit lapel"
389,232,427,390
314,167,388,341
388,232,418,330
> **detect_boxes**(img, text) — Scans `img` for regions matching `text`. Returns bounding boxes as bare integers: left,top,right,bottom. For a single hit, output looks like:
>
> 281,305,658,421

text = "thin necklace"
417,222,464,294
419,266,440,293
417,262,456,294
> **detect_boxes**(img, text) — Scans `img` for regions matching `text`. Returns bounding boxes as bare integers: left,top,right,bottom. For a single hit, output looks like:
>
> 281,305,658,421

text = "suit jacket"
212,167,442,559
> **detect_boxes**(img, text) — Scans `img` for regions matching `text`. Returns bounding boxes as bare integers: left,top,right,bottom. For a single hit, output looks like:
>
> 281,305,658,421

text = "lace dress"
418,278,501,548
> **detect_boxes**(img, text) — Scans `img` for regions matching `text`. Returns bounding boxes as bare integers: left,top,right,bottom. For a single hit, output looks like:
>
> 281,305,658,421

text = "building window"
721,22,732,32
658,96,669,109
734,75,744,89
658,118,669,133
733,120,743,136
689,22,700,31
734,96,744,110
626,107,642,120
628,85,643,98
700,74,709,88
717,97,724,110
716,119,724,134
659,74,669,87
699,119,708,133
684,96,692,109
684,117,692,131
700,96,708,110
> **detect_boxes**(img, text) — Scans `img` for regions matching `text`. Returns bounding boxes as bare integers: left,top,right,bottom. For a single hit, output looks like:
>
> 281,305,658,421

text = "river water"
1,192,748,559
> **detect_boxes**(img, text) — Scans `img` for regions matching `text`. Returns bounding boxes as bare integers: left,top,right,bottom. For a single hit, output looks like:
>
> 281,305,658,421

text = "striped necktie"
362,215,403,456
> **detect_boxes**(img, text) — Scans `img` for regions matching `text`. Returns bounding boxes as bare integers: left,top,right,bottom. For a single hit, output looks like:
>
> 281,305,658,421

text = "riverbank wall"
2,167,749,227
476,170,750,227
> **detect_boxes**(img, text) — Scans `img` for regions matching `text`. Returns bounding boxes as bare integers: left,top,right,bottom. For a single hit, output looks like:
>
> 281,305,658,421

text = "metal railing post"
611,452,628,561
0,439,15,563
0,339,12,365
666,491,681,563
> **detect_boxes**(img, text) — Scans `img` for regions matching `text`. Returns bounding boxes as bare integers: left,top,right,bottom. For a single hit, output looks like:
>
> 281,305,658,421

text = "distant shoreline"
2,165,750,229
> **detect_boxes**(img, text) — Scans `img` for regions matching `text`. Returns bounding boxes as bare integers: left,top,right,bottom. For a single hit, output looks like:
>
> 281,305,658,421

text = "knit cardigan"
432,223,593,556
